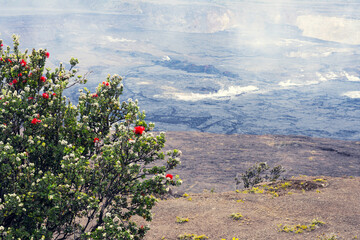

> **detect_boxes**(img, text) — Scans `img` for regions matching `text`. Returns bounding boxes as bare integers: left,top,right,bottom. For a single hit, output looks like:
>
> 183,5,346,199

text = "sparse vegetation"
316,233,340,240
176,216,189,224
313,178,327,182
242,186,264,194
230,213,243,220
139,176,358,239
178,233,209,240
280,182,292,189
316,233,358,240
235,162,285,189
236,178,329,198
278,219,325,234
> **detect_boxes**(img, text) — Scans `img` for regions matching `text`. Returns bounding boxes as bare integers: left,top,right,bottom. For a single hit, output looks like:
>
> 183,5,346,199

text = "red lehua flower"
42,93,49,99
103,81,110,86
0,58,3,61
45,52,50,58
94,137,100,143
20,59,27,67
28,97,34,100
0,44,3,47
166,174,173,180
12,79,18,84
40,76,46,82
18,73,22,77
29,72,33,77
133,126,145,135
7,59,12,63
9,82,13,86
92,93,98,98
52,93,56,96
31,118,41,124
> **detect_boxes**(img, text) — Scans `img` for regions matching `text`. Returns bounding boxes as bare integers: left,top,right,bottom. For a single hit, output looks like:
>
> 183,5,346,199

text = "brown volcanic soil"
142,132,360,240
163,132,360,193
145,176,360,240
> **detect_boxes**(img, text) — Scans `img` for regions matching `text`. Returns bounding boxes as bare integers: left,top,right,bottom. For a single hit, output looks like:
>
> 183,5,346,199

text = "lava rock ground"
163,132,360,193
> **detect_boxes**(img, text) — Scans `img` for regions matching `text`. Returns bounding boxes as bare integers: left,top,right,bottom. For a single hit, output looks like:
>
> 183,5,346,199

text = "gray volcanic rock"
163,132,360,193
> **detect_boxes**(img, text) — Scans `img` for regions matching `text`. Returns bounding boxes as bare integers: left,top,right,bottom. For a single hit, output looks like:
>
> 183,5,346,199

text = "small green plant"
313,178,327,182
246,186,264,194
176,216,189,223
280,181,292,189
311,219,325,225
178,233,209,240
230,213,243,220
316,233,340,240
278,219,325,234
270,191,279,198
235,162,285,189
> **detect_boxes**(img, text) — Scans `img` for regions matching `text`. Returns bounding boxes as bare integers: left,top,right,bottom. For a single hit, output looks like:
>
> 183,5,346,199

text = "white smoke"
155,85,259,101
106,36,136,43
343,91,360,98
296,15,360,45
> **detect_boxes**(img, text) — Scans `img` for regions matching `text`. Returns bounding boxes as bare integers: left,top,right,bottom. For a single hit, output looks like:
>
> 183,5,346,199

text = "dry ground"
140,132,360,240
144,176,360,240
163,132,360,194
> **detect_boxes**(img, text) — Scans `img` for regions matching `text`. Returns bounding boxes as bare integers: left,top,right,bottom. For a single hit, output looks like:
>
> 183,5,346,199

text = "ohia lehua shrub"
0,35,181,239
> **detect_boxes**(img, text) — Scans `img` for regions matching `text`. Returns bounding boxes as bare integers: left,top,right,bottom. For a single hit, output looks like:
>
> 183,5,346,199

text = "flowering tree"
0,35,181,239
